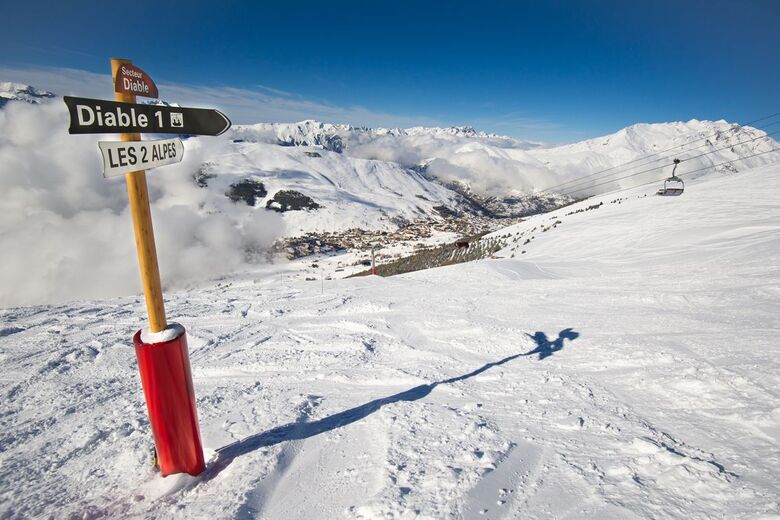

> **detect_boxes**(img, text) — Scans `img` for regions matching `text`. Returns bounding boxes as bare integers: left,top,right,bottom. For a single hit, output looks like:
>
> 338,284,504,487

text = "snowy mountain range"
3,82,777,230
0,82,55,107
228,117,778,189
217,116,779,230
230,120,538,153
1,82,779,306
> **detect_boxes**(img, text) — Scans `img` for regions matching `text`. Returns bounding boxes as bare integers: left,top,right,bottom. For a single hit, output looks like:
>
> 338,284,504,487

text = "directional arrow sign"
98,138,184,178
64,96,231,136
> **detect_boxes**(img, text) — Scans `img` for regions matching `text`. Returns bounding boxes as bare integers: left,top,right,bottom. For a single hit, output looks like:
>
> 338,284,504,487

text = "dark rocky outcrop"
433,205,458,217
226,179,268,206
265,190,321,212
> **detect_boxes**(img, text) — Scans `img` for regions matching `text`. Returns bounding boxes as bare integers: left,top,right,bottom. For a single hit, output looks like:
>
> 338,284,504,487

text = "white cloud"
0,100,282,307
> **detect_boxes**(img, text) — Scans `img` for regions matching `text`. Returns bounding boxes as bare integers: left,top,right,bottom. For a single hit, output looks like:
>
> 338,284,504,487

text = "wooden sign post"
107,58,211,477
110,58,167,333
65,59,230,477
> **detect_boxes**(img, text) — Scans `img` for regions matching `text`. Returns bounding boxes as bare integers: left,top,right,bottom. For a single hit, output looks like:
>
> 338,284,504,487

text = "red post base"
133,325,205,477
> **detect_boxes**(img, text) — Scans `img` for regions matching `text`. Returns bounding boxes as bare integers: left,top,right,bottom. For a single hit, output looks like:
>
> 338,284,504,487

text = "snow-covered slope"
519,119,779,194
404,119,778,198
199,139,464,234
2,163,779,518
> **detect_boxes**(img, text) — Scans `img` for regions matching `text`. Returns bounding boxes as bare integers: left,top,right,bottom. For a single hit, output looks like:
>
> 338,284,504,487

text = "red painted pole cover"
133,325,205,477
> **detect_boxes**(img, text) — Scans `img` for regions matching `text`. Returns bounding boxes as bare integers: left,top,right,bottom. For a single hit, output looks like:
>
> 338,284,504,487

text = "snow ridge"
0,82,55,107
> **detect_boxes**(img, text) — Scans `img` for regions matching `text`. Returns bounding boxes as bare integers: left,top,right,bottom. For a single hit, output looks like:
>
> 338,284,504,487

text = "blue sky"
1,0,778,142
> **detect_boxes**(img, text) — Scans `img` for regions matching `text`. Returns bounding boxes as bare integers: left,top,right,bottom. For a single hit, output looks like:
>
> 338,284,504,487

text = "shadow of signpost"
207,328,579,477
523,328,580,360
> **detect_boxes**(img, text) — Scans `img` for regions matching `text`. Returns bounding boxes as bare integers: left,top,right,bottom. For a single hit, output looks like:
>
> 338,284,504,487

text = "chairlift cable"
559,130,780,196
537,111,780,193
547,119,780,193
565,148,780,200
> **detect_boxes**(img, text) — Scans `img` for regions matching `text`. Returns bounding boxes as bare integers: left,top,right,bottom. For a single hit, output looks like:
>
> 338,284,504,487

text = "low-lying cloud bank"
0,101,282,307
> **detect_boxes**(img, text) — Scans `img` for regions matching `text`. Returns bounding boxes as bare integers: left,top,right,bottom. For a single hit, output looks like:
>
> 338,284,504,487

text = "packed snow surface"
2,163,779,518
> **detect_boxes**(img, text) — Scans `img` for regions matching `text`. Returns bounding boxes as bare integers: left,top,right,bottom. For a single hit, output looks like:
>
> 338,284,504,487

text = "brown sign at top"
114,63,158,99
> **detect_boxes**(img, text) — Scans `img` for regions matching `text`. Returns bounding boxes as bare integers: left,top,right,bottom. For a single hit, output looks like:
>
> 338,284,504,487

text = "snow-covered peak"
232,120,350,152
522,118,779,192
404,125,494,138
230,120,535,153
570,119,764,155
139,99,181,107
0,82,55,106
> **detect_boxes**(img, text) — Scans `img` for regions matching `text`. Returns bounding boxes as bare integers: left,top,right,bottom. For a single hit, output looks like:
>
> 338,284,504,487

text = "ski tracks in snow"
2,231,780,518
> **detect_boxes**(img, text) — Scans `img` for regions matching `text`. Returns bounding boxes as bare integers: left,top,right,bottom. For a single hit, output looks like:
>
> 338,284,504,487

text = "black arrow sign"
63,96,231,136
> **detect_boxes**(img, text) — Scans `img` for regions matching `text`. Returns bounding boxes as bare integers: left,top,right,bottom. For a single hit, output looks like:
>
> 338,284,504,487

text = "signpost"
64,96,231,136
64,58,232,477
98,138,184,178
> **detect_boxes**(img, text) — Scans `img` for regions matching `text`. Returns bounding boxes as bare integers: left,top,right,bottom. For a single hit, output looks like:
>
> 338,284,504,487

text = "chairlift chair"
657,158,684,196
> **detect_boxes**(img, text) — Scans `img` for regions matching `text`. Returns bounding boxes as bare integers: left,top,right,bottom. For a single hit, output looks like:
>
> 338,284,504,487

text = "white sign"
98,138,184,178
